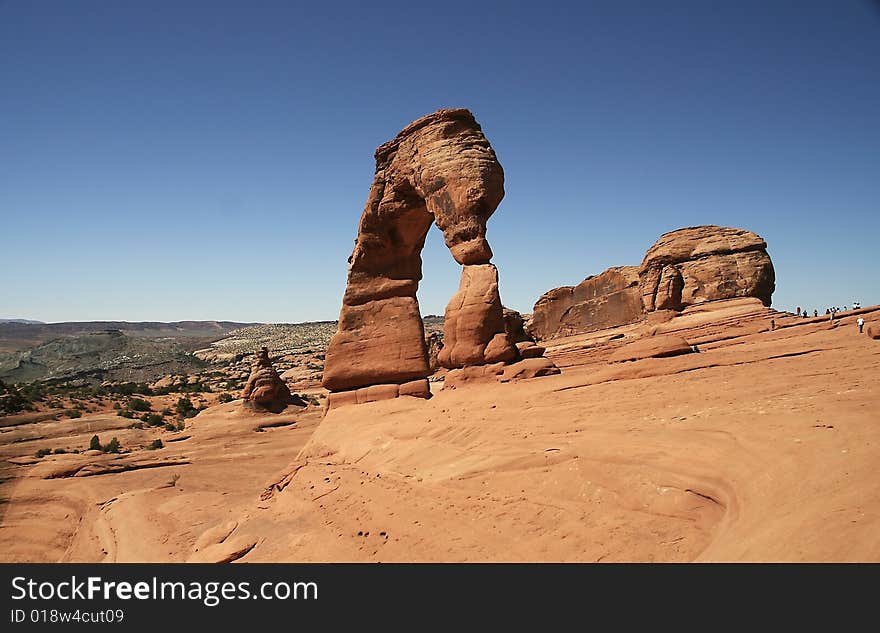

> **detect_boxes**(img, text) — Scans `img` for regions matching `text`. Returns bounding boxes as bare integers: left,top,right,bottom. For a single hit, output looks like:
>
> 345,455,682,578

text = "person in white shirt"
857,317,865,334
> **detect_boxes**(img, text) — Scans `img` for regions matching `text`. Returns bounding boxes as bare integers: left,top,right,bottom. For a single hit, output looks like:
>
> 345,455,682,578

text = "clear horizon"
2,1,879,323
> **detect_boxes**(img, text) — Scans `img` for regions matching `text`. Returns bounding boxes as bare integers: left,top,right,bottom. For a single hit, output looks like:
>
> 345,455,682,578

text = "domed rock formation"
639,226,775,312
322,109,556,408
530,266,643,341
241,347,299,410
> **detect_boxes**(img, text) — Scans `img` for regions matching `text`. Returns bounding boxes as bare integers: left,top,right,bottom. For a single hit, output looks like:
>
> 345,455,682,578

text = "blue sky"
2,1,878,323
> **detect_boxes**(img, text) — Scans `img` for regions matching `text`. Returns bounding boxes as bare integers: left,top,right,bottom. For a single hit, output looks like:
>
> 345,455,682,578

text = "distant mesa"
529,225,776,341
241,347,304,411
322,108,558,409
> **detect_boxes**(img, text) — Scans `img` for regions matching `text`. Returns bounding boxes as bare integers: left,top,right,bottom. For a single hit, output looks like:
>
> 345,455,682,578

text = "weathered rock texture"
608,335,694,363
866,322,880,340
530,266,643,341
241,348,294,408
323,108,517,397
438,264,517,368
639,226,775,312
502,308,531,343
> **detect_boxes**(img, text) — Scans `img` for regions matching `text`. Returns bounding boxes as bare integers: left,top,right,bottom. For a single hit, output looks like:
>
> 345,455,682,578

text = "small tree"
104,437,120,453
89,435,101,451
148,439,163,450
175,397,197,418
128,397,152,412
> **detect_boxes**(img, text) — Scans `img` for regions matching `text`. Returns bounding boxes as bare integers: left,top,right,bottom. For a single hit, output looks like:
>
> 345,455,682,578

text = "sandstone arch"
322,109,517,397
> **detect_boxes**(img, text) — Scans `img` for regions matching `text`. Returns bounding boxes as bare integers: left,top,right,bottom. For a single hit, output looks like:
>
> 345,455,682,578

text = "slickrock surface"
2,303,879,562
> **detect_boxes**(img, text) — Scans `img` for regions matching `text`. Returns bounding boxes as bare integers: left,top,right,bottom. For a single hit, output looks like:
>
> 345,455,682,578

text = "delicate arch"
322,109,516,394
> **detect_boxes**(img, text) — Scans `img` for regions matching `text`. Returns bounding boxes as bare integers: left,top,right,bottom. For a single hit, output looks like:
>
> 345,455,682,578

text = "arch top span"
322,108,517,395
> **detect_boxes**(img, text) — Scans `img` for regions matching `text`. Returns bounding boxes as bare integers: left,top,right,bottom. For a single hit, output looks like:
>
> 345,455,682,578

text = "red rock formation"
241,348,296,408
639,226,775,312
323,109,523,401
502,308,531,343
530,266,643,341
607,335,694,363
438,264,517,368
866,322,880,340
499,357,561,382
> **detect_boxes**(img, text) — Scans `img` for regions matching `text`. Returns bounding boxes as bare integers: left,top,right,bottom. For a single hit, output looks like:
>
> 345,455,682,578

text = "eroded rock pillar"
439,263,516,368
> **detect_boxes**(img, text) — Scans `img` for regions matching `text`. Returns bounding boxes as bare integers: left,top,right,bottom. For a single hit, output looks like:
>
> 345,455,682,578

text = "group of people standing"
787,302,867,333
794,302,862,319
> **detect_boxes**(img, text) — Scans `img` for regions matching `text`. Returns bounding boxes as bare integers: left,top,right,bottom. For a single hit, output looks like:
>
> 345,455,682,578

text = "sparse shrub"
118,409,135,419
35,447,52,458
104,437,120,453
127,397,152,412
140,412,164,427
148,439,164,450
175,397,198,418
164,422,176,431
176,420,185,431
0,380,31,415
53,448,67,455
112,402,121,410
128,422,146,429
89,435,101,451
64,409,82,419
218,392,234,403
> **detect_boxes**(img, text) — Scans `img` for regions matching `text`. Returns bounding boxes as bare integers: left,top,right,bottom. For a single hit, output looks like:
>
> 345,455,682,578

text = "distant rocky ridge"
529,225,775,341
0,318,445,387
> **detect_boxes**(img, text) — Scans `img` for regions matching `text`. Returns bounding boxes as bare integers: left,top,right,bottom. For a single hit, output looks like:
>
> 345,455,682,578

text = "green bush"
140,412,164,427
218,392,234,403
0,380,31,415
160,408,172,416
53,448,67,455
104,437,120,453
148,439,164,450
89,435,101,451
175,397,198,418
127,397,152,412
35,447,52,458
118,409,135,419
64,409,82,419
